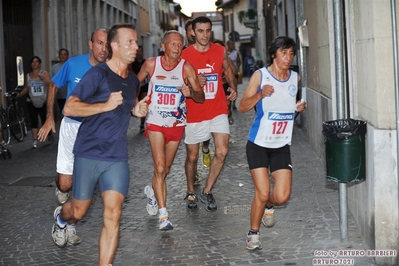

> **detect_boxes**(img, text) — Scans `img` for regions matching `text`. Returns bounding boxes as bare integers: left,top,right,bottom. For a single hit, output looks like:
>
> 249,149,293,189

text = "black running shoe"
200,191,217,212
184,192,198,210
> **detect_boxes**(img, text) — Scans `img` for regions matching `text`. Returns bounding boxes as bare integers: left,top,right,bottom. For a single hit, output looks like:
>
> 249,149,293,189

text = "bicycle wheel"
0,109,11,144
7,105,24,142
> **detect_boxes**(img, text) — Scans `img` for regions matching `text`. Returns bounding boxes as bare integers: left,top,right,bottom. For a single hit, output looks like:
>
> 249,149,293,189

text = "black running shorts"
246,141,292,172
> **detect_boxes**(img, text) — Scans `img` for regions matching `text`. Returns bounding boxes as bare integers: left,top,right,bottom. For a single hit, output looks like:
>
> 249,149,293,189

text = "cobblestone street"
0,78,376,265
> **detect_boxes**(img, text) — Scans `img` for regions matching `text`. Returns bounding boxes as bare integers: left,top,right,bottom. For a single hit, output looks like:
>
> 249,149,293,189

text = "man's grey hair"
161,30,183,44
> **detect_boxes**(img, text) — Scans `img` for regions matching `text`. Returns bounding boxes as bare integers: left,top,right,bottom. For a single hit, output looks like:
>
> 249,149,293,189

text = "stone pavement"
0,77,377,266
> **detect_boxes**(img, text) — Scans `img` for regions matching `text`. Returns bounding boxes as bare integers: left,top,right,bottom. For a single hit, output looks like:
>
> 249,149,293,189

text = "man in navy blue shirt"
51,23,148,265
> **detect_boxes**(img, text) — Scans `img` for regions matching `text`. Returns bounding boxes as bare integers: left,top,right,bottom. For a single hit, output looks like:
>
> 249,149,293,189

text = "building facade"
217,0,258,74
0,0,189,100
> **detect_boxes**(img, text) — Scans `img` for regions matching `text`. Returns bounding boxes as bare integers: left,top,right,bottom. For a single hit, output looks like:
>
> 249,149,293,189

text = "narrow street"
0,78,375,265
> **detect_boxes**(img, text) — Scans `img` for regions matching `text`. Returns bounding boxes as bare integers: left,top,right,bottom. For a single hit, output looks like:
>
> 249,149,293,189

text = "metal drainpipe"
57,2,62,48
0,0,6,107
44,0,50,70
390,0,399,251
296,0,307,89
332,0,348,242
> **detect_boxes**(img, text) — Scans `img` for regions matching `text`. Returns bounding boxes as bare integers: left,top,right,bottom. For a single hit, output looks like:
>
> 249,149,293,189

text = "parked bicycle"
4,87,26,142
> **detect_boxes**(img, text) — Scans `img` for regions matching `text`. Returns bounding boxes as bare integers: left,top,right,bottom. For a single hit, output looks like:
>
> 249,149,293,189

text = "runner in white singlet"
238,36,306,251
137,30,204,230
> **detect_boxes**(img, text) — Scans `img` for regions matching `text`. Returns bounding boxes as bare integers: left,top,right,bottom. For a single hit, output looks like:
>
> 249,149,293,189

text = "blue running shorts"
72,156,130,200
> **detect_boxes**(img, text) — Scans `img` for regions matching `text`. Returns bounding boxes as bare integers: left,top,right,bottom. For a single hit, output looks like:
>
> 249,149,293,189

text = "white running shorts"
184,114,229,144
56,117,82,175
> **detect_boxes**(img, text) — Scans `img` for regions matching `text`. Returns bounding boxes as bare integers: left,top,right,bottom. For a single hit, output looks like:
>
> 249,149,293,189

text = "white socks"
159,208,168,218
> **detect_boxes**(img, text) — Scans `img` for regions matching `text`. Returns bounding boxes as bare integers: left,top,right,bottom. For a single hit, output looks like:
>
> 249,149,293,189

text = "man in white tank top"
137,30,204,231
227,40,241,71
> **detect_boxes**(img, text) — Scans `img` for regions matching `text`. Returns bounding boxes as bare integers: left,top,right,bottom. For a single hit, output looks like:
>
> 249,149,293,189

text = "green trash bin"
322,119,367,182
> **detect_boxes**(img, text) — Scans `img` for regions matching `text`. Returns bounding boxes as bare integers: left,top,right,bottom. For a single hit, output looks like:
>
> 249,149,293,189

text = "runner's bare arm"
135,57,155,98
295,74,306,112
227,57,238,76
183,62,205,103
64,92,123,117
238,70,263,113
37,82,58,141
137,58,155,84
40,71,52,87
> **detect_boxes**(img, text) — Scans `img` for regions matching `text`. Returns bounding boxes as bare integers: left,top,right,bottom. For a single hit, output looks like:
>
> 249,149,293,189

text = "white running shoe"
52,206,67,248
261,207,276,228
66,225,82,246
144,185,158,216
246,232,262,250
55,186,70,205
159,215,173,230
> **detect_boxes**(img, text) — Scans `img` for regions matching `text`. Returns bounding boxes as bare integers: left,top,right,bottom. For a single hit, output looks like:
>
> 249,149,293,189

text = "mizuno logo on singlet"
155,85,178,93
74,78,81,83
206,74,217,81
268,112,294,120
